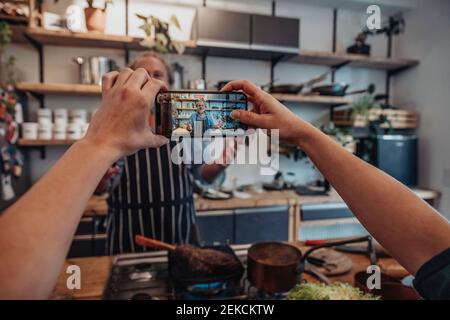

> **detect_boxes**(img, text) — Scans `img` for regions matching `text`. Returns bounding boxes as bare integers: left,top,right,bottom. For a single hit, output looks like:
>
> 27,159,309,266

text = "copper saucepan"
247,242,302,293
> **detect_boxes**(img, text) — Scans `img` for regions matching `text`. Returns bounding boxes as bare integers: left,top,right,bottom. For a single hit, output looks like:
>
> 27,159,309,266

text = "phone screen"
155,91,248,138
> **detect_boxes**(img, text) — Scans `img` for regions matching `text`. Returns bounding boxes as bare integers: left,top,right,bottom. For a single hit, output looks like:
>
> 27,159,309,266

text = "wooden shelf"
16,82,102,95
289,50,419,72
16,82,351,105
0,14,28,24
19,27,196,51
271,93,351,105
11,28,418,71
18,139,77,146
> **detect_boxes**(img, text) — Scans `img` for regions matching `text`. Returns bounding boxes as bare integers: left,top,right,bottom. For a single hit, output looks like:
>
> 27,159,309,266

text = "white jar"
22,122,38,140
54,108,68,125
37,108,52,124
53,123,67,140
67,123,82,140
81,123,89,137
38,122,53,140
69,109,87,124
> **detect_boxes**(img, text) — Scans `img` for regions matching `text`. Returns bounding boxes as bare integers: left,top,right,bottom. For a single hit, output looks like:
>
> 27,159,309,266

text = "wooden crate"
333,108,418,129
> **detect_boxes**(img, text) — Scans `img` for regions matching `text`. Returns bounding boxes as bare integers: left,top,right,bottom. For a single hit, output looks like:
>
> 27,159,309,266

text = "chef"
96,52,229,254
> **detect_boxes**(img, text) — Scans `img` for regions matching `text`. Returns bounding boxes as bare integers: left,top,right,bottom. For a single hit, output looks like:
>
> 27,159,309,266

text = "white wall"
6,0,394,188
393,0,450,217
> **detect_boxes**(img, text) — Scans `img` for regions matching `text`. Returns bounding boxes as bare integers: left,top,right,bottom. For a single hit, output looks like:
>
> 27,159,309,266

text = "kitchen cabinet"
301,203,353,221
196,210,234,245
68,216,107,258
251,14,299,52
234,205,289,244
68,234,107,258
196,205,290,245
196,7,251,48
194,7,298,60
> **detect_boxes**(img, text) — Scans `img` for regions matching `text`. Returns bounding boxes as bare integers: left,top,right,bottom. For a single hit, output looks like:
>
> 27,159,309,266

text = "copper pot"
84,7,106,33
247,242,302,293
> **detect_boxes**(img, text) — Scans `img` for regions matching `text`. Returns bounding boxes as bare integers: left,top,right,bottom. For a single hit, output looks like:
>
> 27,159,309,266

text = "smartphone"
155,91,248,138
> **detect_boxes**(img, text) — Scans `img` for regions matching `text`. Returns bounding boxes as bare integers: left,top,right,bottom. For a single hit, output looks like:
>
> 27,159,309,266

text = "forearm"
297,125,450,274
0,139,117,299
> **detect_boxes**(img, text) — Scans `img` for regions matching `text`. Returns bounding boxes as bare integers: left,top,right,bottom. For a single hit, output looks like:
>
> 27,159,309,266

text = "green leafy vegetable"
287,283,379,300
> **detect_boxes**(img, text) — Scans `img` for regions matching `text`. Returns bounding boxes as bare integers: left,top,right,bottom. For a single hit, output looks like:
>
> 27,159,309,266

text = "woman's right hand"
221,80,314,146
84,68,169,160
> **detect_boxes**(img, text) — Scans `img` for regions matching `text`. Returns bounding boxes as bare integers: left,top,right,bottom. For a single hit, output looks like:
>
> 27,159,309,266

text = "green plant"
350,87,378,120
136,14,184,54
0,21,12,53
0,22,16,85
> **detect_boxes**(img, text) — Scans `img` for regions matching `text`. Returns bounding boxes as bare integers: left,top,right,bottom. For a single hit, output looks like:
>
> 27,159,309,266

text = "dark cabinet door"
68,235,106,258
196,210,234,245
196,7,251,46
234,205,289,244
251,14,299,51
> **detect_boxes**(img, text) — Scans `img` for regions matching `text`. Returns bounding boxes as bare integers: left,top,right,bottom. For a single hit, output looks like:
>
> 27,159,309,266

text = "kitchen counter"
51,242,409,300
83,188,440,217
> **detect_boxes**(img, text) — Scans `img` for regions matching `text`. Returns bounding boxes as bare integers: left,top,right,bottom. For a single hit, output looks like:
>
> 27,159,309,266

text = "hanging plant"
0,21,17,86
136,14,185,54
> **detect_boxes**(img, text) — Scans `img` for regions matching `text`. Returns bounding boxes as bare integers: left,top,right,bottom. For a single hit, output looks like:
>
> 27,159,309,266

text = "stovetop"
102,244,262,300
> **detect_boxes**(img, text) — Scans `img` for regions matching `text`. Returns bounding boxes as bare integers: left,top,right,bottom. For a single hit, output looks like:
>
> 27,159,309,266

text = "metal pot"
247,242,302,293
73,56,118,85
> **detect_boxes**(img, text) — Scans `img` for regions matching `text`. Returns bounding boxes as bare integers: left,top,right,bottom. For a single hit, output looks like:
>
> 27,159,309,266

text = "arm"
223,80,450,275
0,68,168,299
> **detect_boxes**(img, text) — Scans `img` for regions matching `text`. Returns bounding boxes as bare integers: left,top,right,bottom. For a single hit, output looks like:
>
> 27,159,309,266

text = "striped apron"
105,143,196,255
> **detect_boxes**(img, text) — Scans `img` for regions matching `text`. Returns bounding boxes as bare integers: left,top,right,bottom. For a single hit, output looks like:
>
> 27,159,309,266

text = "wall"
6,0,391,190
393,0,450,217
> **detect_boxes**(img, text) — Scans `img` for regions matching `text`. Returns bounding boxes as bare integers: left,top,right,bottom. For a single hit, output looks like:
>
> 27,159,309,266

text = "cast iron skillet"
168,244,244,285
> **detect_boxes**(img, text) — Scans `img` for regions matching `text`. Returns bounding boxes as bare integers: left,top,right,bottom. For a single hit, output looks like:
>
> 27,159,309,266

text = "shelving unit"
7,3,420,157
18,139,77,146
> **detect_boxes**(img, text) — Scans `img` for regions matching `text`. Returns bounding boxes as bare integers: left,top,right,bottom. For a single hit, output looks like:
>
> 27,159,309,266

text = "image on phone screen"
155,91,248,138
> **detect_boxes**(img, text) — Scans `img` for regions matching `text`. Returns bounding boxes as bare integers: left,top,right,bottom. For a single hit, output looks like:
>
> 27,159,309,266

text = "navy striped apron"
105,143,196,255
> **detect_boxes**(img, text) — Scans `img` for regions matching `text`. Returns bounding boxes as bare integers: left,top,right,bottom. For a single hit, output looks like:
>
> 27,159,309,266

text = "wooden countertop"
51,242,408,300
84,188,440,217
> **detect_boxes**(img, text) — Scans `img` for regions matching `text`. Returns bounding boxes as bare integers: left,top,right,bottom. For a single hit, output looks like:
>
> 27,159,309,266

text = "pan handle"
135,235,176,251
297,236,376,282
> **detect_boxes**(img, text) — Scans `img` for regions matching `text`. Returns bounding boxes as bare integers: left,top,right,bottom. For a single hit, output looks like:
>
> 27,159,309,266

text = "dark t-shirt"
413,247,450,300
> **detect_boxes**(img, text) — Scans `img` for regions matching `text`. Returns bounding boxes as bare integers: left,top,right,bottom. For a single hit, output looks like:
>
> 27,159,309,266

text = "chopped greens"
287,283,379,300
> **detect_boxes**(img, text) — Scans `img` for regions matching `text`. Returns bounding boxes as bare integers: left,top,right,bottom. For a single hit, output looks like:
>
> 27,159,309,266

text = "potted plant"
84,0,113,33
136,14,184,54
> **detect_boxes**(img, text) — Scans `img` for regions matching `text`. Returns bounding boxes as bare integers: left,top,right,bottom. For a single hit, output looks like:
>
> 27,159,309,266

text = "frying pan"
169,245,244,285
269,68,334,94
311,83,376,97
135,235,244,285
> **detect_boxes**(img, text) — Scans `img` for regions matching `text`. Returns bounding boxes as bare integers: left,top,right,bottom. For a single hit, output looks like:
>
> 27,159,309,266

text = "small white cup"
69,109,87,124
54,108,68,125
37,108,52,124
53,123,67,140
22,122,38,140
67,123,82,140
38,122,53,140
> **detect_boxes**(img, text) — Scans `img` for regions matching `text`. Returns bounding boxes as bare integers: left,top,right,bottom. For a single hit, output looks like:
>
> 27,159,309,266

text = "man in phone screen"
188,99,221,135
